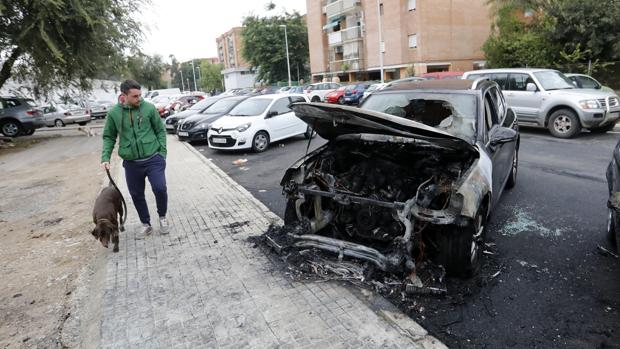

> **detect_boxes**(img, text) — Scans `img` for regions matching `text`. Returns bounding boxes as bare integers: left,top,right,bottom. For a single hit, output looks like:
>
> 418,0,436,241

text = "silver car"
463,68,620,138
42,104,91,127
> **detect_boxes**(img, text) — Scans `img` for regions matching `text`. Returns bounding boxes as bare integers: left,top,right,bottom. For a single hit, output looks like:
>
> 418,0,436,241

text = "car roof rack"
471,77,490,90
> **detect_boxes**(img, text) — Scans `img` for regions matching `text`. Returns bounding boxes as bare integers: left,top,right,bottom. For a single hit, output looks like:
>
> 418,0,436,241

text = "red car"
324,86,347,104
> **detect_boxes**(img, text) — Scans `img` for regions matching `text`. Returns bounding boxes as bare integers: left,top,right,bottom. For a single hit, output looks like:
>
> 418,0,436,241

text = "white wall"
222,68,256,90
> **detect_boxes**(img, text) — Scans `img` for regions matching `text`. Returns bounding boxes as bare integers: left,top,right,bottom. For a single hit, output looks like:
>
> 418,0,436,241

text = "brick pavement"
98,136,446,348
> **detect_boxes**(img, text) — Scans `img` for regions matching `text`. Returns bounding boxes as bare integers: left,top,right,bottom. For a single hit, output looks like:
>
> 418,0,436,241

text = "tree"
241,12,309,84
126,54,167,90
0,0,145,97
199,62,224,92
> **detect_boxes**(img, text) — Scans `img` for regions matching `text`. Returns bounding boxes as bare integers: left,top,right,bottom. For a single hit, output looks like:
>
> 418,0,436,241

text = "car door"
264,97,293,141
484,88,511,203
504,73,542,122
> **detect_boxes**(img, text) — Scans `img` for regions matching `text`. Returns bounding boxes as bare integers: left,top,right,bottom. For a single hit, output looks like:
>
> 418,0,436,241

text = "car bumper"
22,119,46,130
177,129,208,142
65,115,91,124
344,96,361,104
581,108,620,128
207,131,252,150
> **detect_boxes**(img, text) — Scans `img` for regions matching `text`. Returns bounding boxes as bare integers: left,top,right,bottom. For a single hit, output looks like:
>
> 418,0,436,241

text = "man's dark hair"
120,79,141,94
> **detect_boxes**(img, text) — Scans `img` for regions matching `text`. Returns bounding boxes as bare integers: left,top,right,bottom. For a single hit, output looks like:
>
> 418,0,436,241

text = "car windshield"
228,98,272,116
534,71,575,91
204,99,240,114
189,98,214,110
362,92,477,140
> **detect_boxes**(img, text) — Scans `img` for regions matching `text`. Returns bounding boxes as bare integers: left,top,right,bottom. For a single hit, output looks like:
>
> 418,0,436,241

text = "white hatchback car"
207,94,312,152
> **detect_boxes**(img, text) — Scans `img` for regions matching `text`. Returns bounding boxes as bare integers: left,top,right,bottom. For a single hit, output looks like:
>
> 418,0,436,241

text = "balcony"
328,31,342,45
329,59,363,72
326,0,360,19
328,26,361,46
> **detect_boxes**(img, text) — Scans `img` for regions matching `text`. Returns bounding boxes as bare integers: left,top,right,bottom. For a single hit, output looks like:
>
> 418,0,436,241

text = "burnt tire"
506,148,518,189
437,209,487,277
1,120,23,137
251,131,270,153
548,109,581,138
284,199,298,225
590,123,616,134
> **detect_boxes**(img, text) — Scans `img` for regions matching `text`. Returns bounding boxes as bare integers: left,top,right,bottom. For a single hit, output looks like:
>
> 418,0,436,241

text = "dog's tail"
106,168,127,225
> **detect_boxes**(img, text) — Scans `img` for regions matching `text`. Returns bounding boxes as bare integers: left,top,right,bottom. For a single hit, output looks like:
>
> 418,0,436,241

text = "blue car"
343,83,372,105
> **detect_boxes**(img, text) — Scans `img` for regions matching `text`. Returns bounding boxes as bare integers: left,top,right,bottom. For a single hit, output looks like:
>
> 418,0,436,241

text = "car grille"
208,135,236,147
209,127,236,133
180,121,195,130
598,97,619,109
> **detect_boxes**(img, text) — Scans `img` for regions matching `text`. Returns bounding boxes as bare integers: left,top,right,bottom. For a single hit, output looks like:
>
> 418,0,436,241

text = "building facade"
216,27,256,90
306,0,492,82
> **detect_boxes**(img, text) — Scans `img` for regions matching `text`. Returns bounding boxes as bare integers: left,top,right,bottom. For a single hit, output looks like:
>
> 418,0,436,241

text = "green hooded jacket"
101,100,167,162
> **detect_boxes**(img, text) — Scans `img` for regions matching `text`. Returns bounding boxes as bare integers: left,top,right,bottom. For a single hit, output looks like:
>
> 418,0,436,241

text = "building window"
408,0,416,11
408,34,417,48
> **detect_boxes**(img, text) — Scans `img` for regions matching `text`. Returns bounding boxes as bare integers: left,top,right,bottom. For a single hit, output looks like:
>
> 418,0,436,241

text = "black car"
606,138,620,252
0,96,45,137
165,96,227,134
278,79,519,277
177,96,249,142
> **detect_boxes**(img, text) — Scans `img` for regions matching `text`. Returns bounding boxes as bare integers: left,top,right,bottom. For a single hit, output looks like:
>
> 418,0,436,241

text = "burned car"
279,79,519,277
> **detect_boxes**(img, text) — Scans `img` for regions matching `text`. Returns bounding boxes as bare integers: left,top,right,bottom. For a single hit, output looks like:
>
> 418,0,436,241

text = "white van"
144,88,181,100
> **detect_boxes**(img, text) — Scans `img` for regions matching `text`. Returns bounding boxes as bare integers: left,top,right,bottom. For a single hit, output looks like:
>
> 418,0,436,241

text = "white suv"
463,68,620,138
306,82,341,102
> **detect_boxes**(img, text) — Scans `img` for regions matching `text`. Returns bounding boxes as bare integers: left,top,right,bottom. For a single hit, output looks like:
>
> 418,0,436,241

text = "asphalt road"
193,127,620,349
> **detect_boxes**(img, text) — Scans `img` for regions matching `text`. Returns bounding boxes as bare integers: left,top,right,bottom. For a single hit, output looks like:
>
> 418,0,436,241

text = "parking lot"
193,128,620,348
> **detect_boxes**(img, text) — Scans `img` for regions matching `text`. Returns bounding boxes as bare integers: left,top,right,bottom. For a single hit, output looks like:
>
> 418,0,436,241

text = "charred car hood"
292,103,476,152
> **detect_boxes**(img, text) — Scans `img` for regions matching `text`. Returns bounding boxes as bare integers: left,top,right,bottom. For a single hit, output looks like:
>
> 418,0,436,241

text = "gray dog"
91,185,125,252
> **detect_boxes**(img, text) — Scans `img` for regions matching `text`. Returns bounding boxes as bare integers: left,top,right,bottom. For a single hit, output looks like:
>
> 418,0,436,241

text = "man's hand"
101,162,110,171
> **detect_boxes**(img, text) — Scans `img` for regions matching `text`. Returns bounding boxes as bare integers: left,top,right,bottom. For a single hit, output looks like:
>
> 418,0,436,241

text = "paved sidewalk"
98,136,445,348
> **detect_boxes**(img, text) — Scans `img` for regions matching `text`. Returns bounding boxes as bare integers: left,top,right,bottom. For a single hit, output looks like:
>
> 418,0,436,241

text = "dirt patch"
0,136,106,348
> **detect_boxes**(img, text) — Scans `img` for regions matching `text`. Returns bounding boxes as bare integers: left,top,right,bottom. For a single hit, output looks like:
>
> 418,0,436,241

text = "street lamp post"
376,0,384,83
180,69,185,91
191,60,198,91
279,24,292,87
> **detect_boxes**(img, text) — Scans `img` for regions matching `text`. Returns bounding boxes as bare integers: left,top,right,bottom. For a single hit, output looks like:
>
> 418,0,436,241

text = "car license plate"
211,137,227,144
165,124,174,129
178,131,189,137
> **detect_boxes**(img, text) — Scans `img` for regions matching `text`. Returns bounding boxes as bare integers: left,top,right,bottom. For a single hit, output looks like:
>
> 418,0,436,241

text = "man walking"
101,79,169,235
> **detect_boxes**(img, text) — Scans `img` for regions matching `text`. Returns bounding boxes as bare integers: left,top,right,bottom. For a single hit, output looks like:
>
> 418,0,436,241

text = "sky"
139,0,307,62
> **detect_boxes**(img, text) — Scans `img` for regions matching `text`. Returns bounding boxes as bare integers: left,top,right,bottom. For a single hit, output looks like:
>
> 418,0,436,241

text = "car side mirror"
266,111,278,118
572,80,578,87
526,83,537,92
490,127,518,146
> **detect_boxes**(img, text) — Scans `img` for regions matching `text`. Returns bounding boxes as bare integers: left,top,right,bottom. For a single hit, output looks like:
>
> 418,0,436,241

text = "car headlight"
195,122,209,129
236,122,251,132
579,99,601,109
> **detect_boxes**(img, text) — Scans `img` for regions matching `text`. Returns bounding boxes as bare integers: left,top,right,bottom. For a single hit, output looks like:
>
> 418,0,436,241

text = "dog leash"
106,168,127,225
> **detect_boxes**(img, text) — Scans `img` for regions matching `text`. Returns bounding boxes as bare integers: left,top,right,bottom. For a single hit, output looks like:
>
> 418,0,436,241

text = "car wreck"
272,80,519,278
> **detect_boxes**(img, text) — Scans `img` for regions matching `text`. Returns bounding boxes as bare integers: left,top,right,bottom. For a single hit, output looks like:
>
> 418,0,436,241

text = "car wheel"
54,119,65,127
590,123,616,134
548,109,581,138
437,206,487,277
311,96,320,102
22,129,35,136
1,120,22,137
251,131,270,152
338,96,344,105
304,126,314,139
77,122,87,126
506,148,518,189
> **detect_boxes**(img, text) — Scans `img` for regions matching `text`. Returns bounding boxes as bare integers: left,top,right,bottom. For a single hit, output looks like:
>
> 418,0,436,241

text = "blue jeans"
123,153,168,225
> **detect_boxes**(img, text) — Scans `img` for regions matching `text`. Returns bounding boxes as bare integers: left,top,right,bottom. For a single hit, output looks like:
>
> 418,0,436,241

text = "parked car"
177,96,249,142
162,95,203,118
76,99,112,119
0,96,45,137
277,86,292,94
208,94,312,152
565,73,615,93
421,71,464,80
164,96,227,133
361,83,389,104
288,86,306,94
42,104,91,127
280,79,519,277
151,95,177,117
306,82,341,102
324,86,347,104
463,68,620,138
607,138,620,253
144,88,181,100
343,83,372,105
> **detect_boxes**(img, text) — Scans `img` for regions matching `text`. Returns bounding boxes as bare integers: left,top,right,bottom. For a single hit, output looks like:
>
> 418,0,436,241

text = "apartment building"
216,27,256,89
306,0,492,82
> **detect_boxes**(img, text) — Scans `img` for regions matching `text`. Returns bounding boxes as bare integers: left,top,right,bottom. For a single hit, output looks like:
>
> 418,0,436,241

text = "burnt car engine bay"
264,136,486,299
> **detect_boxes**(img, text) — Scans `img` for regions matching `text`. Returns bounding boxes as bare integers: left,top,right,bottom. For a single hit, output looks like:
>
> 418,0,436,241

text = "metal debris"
597,245,619,259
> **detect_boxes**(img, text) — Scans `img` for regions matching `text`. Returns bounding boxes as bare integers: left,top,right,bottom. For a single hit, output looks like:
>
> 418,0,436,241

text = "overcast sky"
139,0,307,62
